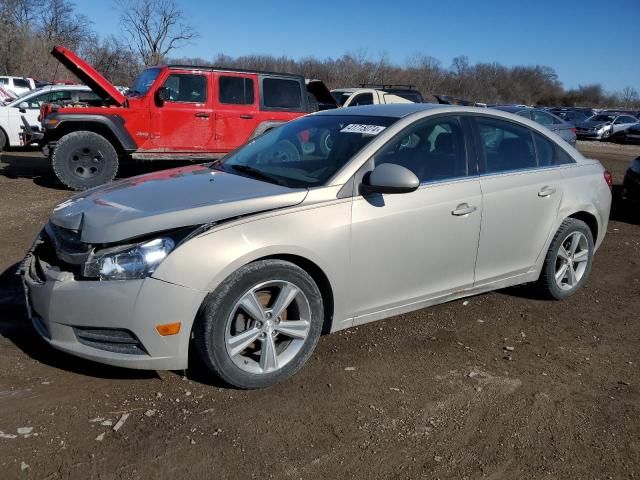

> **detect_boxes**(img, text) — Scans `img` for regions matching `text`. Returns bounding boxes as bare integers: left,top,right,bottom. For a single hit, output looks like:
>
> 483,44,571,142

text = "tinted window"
375,116,467,183
162,74,207,103
349,93,374,106
13,78,29,88
533,132,572,166
516,110,531,119
0,78,7,85
262,78,302,109
621,116,637,123
477,117,536,173
219,76,254,105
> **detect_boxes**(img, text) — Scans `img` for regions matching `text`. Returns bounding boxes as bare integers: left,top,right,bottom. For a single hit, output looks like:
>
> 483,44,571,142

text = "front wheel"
535,218,594,300
51,131,119,190
194,260,323,389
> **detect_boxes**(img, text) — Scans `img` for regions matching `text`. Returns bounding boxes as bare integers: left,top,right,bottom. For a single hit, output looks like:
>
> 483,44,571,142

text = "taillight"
603,170,613,189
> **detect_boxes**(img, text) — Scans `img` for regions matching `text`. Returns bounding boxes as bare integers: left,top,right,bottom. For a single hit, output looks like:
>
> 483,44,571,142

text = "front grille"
73,327,147,355
31,229,82,278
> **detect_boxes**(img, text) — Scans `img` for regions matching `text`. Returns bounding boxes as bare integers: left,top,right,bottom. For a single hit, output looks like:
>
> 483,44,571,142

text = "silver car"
492,105,577,146
21,104,612,389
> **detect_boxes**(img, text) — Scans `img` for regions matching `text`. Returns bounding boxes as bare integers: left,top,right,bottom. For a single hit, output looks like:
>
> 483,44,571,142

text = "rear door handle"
239,114,253,119
452,203,477,216
195,112,210,118
538,186,556,197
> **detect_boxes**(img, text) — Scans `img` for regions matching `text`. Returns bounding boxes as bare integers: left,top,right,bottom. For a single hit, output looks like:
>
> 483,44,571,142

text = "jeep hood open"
51,45,126,106
50,165,308,244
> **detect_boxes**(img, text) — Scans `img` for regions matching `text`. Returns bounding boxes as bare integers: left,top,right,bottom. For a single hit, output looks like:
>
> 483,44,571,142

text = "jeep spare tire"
52,131,119,190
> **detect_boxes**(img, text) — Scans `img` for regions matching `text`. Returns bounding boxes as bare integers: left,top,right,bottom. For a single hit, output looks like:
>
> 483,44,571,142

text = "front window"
129,68,161,96
215,115,397,188
161,74,207,103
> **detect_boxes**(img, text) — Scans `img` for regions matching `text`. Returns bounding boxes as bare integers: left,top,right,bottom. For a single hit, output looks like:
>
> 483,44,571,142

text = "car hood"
51,45,126,106
576,121,610,129
50,165,308,244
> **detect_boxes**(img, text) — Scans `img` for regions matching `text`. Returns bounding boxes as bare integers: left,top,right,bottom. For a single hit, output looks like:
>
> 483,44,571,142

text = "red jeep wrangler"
38,46,334,190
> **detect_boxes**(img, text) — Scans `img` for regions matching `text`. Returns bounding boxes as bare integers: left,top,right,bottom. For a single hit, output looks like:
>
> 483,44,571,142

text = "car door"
472,115,565,284
213,72,259,152
350,115,482,319
152,70,213,151
613,116,638,134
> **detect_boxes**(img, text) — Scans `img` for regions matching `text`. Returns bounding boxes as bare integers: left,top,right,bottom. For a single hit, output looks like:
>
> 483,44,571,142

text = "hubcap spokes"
555,232,589,290
225,281,311,374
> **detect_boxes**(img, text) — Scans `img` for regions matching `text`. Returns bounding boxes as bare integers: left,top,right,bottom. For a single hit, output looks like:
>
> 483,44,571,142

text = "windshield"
216,114,397,188
7,87,42,106
588,114,615,122
129,68,161,96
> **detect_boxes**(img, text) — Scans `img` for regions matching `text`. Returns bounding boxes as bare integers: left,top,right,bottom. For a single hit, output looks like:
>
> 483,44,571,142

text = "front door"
152,70,213,151
213,72,259,151
350,115,482,319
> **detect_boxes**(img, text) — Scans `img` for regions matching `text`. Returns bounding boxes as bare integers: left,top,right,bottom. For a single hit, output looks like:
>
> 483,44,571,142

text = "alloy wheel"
224,280,311,374
554,231,589,290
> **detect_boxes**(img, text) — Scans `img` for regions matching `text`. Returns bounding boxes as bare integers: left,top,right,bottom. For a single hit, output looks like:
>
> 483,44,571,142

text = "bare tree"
621,86,639,107
118,0,198,66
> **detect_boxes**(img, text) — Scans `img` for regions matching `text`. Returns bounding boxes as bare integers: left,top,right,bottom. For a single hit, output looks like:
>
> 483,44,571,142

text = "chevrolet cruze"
21,104,612,388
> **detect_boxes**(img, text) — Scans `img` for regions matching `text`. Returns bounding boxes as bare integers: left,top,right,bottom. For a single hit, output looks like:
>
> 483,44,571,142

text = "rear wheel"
536,218,594,299
51,131,119,190
0,128,7,151
195,260,323,389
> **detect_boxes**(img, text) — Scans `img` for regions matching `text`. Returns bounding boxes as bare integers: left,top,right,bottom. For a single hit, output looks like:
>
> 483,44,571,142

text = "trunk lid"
51,45,126,106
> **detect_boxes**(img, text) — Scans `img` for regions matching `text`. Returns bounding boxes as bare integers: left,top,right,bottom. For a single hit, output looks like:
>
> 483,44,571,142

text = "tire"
536,218,594,300
194,259,324,389
0,128,7,151
51,131,119,190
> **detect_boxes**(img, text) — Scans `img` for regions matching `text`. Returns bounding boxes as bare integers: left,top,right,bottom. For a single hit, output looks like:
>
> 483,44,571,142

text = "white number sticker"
340,124,387,135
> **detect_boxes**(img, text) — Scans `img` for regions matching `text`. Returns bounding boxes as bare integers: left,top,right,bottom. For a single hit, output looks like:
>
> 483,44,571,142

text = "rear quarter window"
534,131,575,166
262,78,303,110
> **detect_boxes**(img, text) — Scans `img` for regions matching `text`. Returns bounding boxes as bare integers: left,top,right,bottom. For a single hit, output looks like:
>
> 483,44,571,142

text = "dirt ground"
0,142,639,479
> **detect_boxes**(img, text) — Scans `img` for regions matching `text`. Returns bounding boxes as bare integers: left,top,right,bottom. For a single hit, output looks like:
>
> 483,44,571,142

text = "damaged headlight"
85,237,175,280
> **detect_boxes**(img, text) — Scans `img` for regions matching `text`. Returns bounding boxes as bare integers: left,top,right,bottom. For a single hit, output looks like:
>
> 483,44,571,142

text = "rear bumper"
21,249,207,370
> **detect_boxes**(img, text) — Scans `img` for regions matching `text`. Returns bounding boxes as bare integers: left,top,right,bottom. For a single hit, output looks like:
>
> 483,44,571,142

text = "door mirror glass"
155,86,169,105
361,163,419,195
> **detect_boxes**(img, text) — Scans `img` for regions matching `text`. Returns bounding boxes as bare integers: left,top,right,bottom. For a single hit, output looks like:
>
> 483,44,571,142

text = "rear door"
213,72,259,151
472,115,568,284
152,70,213,151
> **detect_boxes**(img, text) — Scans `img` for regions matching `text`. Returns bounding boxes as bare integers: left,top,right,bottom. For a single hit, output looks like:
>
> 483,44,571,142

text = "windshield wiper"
229,164,287,186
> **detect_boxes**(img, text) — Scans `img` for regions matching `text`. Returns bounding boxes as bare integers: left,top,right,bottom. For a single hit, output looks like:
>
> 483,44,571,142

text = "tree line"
1,0,638,109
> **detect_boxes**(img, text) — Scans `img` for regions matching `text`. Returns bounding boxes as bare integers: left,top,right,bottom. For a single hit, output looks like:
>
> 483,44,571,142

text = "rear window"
262,78,302,109
219,76,254,105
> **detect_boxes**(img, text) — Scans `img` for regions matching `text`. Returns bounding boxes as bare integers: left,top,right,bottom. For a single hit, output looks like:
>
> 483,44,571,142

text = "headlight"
85,237,175,280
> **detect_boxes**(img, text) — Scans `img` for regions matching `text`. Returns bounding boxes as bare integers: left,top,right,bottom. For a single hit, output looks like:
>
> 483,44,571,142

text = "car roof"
312,103,462,118
490,105,529,113
164,64,304,80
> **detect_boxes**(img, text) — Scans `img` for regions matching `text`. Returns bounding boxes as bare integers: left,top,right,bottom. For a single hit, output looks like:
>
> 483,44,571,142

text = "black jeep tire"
535,218,594,300
194,260,324,389
51,131,119,190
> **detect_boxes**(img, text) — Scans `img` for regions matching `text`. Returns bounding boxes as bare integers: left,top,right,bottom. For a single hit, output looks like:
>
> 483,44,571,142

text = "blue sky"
82,0,639,92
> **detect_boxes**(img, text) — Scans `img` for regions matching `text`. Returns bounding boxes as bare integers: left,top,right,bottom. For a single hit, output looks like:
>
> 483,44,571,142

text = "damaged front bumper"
19,231,207,371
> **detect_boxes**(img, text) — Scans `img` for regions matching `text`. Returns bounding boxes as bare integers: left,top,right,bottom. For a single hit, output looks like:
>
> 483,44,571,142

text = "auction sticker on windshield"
340,124,387,135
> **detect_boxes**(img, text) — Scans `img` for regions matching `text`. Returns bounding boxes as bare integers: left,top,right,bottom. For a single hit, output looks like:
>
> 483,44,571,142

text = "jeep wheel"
52,131,119,190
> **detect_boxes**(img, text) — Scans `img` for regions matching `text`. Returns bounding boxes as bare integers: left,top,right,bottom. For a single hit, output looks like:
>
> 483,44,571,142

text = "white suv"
0,76,35,96
331,88,414,108
0,85,97,150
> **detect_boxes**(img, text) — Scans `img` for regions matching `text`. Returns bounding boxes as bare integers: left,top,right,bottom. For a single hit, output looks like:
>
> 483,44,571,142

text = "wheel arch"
0,124,8,149
46,115,136,155
567,210,598,243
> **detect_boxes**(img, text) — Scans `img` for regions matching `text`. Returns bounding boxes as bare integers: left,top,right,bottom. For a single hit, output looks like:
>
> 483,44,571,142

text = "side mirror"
155,87,169,105
360,163,420,195
18,102,28,112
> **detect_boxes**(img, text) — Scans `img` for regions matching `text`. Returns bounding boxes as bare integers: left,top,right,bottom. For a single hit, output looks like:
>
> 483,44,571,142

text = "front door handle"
452,203,477,216
239,114,253,119
538,186,556,197
195,112,210,118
